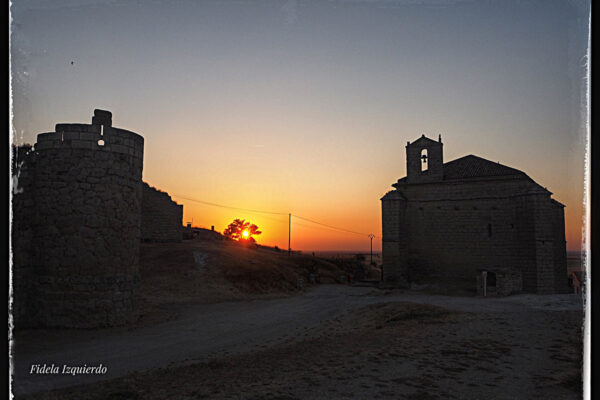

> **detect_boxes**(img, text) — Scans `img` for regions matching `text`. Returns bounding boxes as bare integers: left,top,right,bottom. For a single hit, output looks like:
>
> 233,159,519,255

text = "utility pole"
288,213,291,256
368,234,375,265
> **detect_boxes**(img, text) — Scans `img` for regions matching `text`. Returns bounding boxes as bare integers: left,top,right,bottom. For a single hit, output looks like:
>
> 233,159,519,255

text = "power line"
171,194,288,216
292,218,375,238
171,193,377,239
293,215,375,238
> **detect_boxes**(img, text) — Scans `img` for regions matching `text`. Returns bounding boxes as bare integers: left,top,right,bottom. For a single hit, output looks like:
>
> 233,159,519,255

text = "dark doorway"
488,272,497,287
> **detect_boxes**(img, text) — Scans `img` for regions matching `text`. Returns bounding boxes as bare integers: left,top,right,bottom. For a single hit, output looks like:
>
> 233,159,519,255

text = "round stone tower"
12,110,144,328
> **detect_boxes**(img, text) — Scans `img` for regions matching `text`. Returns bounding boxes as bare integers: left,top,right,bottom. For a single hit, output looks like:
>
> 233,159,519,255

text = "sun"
242,230,249,239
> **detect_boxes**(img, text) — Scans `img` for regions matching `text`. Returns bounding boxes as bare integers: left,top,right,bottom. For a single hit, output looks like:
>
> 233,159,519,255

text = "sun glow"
242,230,249,238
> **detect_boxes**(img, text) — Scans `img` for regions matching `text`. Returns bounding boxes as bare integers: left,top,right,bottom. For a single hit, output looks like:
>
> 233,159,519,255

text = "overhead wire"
293,215,376,238
171,194,288,216
170,193,377,238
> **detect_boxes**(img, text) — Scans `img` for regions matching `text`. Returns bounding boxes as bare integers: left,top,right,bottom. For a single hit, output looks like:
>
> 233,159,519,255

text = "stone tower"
12,109,144,328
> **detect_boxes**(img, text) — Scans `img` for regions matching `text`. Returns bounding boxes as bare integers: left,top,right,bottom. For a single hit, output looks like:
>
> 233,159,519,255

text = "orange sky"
11,1,589,252
159,146,586,253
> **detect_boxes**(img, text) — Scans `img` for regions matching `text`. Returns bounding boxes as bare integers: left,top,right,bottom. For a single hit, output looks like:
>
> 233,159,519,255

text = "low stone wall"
476,268,522,296
141,182,183,242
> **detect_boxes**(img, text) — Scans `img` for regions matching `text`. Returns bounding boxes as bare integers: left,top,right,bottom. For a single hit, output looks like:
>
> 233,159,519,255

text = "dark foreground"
15,286,584,399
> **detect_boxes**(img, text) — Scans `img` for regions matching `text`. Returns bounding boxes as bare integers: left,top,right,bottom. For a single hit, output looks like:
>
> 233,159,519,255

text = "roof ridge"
441,154,527,180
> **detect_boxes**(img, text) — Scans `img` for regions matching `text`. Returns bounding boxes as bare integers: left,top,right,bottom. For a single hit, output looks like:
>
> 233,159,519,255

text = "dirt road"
11,285,584,397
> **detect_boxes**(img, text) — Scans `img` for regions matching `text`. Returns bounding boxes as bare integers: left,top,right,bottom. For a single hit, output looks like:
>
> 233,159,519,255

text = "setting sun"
242,230,249,239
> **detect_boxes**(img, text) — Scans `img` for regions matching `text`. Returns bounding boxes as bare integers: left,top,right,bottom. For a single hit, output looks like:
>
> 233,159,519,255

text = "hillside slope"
136,238,359,324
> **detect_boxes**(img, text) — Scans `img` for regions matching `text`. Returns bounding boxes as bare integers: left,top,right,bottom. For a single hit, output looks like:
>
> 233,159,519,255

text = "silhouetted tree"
223,219,262,243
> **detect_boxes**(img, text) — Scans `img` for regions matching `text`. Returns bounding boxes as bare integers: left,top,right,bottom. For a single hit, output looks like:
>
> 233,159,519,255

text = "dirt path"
11,285,584,397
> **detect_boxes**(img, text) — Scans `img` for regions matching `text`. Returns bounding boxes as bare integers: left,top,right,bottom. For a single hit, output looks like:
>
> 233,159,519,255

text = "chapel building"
381,135,568,294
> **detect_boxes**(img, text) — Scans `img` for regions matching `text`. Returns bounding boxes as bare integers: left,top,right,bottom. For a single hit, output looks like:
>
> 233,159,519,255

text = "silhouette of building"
142,182,183,242
381,135,568,294
12,109,183,328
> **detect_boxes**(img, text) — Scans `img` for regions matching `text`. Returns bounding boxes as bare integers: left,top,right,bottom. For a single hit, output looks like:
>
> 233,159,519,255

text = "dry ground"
136,239,359,326
20,299,583,400
14,241,584,399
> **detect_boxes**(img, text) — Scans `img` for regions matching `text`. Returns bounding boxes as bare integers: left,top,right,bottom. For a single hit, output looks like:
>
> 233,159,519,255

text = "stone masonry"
141,182,183,242
12,110,145,328
381,135,569,294
476,268,523,297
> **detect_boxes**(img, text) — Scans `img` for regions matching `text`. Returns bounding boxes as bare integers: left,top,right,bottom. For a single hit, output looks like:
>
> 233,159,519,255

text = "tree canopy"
223,219,262,243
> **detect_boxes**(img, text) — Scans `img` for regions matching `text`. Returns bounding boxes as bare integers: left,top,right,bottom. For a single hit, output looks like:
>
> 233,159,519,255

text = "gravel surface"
11,285,585,398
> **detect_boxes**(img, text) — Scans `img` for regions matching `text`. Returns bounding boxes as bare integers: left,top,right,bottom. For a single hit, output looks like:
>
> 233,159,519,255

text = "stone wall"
382,175,568,294
476,268,522,296
12,110,144,328
381,191,408,286
141,182,183,242
552,201,569,293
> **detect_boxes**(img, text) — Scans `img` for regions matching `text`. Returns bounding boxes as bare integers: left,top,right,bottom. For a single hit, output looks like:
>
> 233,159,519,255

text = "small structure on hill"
381,135,569,294
183,226,224,241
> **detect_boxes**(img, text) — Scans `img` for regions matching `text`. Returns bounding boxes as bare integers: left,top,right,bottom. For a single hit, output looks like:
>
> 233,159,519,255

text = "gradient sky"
10,0,590,252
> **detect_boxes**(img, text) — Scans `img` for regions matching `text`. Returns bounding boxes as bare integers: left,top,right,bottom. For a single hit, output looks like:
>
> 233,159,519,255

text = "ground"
11,241,585,399
135,238,364,325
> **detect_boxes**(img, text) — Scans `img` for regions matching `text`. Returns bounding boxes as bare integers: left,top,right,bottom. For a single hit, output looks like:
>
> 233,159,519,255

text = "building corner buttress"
381,190,409,287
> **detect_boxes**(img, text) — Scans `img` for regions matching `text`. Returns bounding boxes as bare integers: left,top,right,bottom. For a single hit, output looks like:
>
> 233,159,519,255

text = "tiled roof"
395,155,529,183
442,155,527,180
